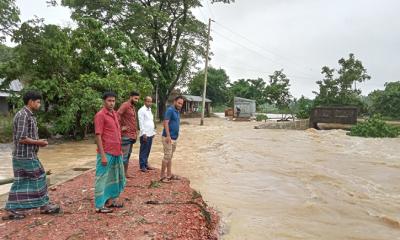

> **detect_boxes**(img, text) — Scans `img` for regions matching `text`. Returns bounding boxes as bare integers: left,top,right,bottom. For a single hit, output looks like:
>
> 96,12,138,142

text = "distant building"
234,97,256,118
0,80,23,114
182,95,212,115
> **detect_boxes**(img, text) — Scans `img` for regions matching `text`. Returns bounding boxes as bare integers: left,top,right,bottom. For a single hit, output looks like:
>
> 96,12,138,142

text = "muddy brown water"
1,117,400,239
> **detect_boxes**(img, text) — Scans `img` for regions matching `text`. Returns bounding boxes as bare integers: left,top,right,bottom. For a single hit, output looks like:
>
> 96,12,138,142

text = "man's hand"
101,155,108,166
121,126,127,131
37,139,48,147
166,136,172,145
143,134,147,143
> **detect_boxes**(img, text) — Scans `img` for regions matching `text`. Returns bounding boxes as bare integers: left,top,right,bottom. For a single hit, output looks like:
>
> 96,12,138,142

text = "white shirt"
138,105,156,137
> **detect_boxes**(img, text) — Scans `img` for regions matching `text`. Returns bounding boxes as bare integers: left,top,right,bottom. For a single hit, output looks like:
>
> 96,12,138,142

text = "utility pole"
200,18,212,126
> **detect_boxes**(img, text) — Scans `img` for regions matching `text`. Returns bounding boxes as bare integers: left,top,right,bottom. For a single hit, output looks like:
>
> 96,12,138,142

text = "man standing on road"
3,91,60,220
94,92,126,214
118,91,139,178
138,96,156,172
160,96,184,183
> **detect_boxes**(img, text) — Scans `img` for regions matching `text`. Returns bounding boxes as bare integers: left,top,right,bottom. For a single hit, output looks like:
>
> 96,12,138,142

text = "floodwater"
1,117,400,239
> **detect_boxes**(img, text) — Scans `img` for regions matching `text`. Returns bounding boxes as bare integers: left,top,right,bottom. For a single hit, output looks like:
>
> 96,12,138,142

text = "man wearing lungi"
3,90,60,220
117,91,139,177
94,92,126,213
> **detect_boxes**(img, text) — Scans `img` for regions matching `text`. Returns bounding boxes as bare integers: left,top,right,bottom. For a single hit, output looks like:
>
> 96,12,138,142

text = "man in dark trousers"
138,96,156,172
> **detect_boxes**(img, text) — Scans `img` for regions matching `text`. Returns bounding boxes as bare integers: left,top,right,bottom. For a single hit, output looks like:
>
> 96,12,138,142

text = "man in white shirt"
138,96,156,172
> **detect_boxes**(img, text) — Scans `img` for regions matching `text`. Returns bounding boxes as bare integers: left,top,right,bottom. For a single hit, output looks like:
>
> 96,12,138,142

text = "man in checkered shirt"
2,90,61,220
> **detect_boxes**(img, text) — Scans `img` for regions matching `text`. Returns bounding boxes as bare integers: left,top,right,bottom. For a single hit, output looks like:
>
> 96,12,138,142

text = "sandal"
95,207,113,213
168,175,181,181
40,203,61,215
159,177,171,183
106,201,124,208
2,210,26,220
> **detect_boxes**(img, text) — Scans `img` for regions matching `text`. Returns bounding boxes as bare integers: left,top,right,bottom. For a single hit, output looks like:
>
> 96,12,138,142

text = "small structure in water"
309,106,358,129
234,97,256,120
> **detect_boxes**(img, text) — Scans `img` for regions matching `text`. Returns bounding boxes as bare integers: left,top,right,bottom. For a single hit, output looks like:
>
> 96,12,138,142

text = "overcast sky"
14,0,400,98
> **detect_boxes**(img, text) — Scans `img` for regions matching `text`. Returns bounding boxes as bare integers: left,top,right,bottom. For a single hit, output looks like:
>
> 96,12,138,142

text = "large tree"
229,78,266,106
61,0,209,119
188,66,230,106
0,0,20,42
313,53,370,108
369,81,400,119
265,69,292,111
2,18,152,138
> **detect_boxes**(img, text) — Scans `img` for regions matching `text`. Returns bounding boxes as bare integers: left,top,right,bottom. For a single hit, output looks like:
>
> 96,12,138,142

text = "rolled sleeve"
164,108,172,120
15,114,29,141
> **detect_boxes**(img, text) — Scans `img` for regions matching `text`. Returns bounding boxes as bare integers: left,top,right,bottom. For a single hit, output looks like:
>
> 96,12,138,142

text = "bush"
349,115,400,138
256,114,268,122
293,96,313,119
0,115,13,143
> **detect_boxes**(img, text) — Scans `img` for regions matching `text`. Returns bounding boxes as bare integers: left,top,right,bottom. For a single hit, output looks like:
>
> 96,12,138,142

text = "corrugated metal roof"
183,95,212,103
0,79,23,97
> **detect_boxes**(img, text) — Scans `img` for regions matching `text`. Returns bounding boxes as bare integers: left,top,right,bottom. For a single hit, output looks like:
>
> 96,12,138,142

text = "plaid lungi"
5,158,49,210
94,153,126,208
121,137,135,164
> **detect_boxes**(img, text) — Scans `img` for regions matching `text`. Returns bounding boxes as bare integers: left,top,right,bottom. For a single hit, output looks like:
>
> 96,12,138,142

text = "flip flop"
95,207,113,213
168,175,181,181
106,201,124,208
2,210,26,220
159,177,171,183
40,203,61,215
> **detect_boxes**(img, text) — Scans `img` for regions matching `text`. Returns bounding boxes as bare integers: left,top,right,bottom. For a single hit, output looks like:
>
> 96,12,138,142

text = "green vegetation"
0,115,13,143
256,114,268,122
349,115,399,138
368,81,400,120
293,96,314,119
188,67,231,106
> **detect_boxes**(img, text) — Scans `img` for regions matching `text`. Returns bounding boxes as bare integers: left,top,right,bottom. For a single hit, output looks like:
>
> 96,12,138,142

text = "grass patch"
192,190,202,200
148,180,161,189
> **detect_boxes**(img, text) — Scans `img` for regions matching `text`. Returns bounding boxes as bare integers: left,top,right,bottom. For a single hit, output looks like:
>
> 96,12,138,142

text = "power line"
213,21,320,78
212,29,317,79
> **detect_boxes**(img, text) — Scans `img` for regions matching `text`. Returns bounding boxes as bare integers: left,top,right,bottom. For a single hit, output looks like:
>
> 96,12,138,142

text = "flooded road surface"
169,117,400,240
0,140,97,195
1,117,400,239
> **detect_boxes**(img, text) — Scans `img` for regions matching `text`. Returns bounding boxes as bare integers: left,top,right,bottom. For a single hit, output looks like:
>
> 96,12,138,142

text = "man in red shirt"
118,91,139,177
94,92,126,213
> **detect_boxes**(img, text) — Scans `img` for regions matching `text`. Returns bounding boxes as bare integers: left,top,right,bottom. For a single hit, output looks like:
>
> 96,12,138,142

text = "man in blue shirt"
160,96,184,182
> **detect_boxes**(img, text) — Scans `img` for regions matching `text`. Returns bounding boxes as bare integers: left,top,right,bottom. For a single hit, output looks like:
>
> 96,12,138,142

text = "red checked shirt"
117,101,137,140
94,107,122,156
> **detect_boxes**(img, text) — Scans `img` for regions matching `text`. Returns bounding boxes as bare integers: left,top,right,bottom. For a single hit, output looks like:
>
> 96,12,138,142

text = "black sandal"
106,201,124,208
160,177,171,183
96,207,113,213
168,175,181,181
2,210,26,220
40,203,61,215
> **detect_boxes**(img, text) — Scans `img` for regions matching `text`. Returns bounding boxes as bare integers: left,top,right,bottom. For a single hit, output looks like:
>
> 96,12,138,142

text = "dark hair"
102,91,117,100
130,91,140,97
23,90,42,105
174,95,184,101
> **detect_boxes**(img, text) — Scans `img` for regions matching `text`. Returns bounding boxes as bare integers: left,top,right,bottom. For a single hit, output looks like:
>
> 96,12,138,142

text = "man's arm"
138,109,147,141
15,114,47,147
95,134,107,166
94,114,107,166
163,119,171,144
117,103,127,131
